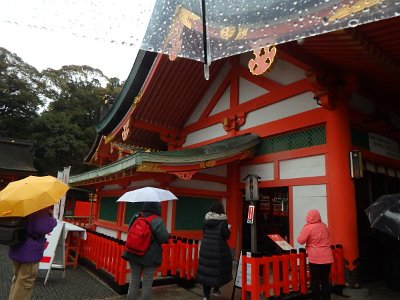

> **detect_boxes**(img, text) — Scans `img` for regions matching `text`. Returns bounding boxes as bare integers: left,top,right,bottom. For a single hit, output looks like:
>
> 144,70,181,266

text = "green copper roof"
69,133,259,184
96,50,157,135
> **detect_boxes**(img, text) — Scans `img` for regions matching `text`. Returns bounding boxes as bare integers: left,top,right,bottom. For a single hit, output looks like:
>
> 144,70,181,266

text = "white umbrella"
116,187,178,203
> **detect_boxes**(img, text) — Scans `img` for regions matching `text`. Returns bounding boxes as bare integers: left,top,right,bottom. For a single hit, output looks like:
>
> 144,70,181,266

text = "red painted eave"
280,17,400,113
116,55,226,149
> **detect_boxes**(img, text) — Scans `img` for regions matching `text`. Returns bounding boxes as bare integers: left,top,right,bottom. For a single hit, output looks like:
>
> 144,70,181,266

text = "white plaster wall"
169,178,226,192
126,179,159,189
240,162,274,181
240,92,319,130
185,62,231,125
264,59,306,85
167,200,173,232
210,85,230,115
198,165,227,177
239,55,306,86
280,154,326,179
183,123,226,147
239,78,269,104
96,226,117,238
101,184,122,191
292,184,327,250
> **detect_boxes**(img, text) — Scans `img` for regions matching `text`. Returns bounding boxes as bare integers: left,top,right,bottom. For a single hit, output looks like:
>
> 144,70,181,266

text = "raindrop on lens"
348,19,359,27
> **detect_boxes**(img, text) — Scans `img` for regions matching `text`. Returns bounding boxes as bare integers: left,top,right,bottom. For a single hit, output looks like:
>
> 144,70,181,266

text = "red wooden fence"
241,246,345,300
69,226,345,298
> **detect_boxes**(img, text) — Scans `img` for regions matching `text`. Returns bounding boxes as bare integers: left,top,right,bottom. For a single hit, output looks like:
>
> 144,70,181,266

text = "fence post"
298,248,308,295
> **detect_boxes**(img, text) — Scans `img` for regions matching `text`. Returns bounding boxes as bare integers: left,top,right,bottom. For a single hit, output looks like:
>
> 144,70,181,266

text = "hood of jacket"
306,209,322,224
204,212,227,227
142,202,161,216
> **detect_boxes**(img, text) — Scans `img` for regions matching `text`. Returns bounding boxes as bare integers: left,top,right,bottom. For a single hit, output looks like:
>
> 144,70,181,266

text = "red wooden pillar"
325,96,359,272
226,163,241,257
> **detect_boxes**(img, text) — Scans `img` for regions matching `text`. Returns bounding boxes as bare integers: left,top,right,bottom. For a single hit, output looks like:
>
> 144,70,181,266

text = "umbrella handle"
201,0,211,80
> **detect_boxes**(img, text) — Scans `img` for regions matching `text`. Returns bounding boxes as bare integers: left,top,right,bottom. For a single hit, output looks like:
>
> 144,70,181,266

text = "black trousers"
309,263,331,300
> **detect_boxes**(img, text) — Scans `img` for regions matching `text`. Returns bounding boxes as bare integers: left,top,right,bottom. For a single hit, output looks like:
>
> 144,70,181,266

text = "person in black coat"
197,201,233,300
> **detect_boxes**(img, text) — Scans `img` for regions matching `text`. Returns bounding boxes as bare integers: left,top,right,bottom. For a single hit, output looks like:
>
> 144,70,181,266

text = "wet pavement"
2,244,400,299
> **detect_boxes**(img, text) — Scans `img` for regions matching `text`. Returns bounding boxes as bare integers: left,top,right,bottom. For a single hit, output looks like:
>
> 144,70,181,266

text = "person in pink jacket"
297,209,334,300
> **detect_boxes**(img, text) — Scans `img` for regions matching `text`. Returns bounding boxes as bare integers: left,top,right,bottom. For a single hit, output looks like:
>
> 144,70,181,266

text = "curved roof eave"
69,133,260,185
96,50,158,135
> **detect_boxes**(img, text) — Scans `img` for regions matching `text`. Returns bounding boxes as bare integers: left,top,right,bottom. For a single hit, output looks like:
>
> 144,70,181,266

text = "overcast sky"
0,0,154,80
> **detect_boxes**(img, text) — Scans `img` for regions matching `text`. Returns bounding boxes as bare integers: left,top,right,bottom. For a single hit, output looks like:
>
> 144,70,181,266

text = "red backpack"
125,213,158,255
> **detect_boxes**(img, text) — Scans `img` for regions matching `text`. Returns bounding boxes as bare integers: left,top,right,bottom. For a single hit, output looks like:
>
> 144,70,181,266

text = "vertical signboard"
38,220,65,285
247,205,255,224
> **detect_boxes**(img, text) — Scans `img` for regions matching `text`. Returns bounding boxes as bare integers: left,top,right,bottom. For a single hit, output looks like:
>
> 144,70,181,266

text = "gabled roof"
85,52,226,164
0,137,36,173
70,133,259,185
96,17,400,154
82,17,400,173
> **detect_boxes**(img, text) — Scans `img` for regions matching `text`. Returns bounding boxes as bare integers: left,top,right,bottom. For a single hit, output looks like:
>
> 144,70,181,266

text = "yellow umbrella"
0,175,69,217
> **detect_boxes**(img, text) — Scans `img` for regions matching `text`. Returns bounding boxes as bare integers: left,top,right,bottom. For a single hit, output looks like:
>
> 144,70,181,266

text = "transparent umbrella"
143,0,398,69
365,193,400,239
1,0,398,78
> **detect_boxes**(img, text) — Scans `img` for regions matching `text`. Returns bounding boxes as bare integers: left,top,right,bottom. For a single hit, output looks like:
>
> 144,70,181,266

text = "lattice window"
175,196,218,230
257,125,326,155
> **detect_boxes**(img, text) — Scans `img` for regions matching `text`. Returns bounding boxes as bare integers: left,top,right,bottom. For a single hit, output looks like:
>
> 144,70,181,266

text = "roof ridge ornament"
248,45,277,76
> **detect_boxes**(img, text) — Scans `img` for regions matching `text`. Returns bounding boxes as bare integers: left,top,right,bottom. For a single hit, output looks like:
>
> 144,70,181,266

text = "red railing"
71,227,345,296
79,231,199,285
241,245,345,300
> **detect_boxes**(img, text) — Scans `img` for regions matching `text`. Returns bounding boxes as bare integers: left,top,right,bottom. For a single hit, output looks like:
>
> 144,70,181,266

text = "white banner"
54,166,71,220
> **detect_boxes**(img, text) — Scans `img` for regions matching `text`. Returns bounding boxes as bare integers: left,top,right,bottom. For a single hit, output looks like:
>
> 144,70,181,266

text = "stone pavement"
2,244,400,299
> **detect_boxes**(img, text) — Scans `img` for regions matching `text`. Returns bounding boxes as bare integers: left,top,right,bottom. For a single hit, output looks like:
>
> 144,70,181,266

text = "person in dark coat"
122,202,169,300
8,206,57,300
197,201,233,300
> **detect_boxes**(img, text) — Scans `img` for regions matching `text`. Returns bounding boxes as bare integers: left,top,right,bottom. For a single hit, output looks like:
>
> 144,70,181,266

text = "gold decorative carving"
220,27,236,39
200,160,216,168
177,6,200,29
235,27,248,40
329,0,382,22
167,6,200,61
137,163,164,173
121,120,130,141
133,91,143,106
248,46,277,76
104,134,114,144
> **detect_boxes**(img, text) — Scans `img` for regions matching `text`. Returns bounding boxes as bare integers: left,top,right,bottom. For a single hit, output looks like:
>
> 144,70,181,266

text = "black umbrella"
365,194,400,239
